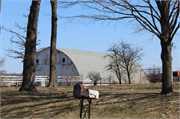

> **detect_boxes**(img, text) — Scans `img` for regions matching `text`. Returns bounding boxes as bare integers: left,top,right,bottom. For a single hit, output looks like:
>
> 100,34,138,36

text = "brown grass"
1,82,179,118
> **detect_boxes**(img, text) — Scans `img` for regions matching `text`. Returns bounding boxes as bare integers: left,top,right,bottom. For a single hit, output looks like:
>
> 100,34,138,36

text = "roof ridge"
56,47,108,54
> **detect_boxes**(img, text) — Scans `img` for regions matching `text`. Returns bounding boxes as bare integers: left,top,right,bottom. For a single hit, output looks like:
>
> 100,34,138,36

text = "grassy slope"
1,82,179,118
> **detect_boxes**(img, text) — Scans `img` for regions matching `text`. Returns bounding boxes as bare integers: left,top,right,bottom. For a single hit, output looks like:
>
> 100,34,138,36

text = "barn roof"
56,47,110,78
36,47,148,83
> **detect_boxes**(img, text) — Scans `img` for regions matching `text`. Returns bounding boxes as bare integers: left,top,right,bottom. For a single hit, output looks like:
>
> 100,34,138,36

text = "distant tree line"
145,65,162,83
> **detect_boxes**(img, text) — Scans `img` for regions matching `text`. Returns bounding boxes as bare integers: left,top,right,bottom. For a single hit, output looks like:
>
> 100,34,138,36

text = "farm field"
1,82,179,118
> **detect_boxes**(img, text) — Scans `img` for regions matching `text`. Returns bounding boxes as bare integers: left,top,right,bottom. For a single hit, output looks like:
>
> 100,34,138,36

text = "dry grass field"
1,82,179,118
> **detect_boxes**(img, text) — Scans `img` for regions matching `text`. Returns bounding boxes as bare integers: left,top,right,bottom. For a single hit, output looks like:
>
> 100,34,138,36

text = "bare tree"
0,58,6,75
0,58,5,87
104,44,123,84
2,23,41,61
19,0,41,92
146,65,161,83
57,0,179,94
49,0,58,87
104,41,143,84
87,71,101,85
0,58,5,69
119,41,143,84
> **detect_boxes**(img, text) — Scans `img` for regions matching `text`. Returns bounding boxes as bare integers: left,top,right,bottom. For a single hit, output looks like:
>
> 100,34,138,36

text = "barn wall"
35,48,79,77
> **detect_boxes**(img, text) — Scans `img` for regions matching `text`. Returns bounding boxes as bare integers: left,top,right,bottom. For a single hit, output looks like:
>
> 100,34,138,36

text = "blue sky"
1,0,180,74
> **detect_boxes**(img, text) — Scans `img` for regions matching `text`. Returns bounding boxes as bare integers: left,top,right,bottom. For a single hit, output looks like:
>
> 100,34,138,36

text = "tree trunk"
49,0,57,87
160,2,174,94
119,79,121,84
161,40,173,94
116,72,121,84
19,0,41,92
127,72,131,84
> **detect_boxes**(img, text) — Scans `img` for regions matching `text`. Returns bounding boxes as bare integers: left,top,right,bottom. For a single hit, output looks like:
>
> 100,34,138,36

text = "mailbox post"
73,84,99,119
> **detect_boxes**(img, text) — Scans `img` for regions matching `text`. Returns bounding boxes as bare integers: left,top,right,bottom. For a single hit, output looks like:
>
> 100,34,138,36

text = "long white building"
35,47,149,85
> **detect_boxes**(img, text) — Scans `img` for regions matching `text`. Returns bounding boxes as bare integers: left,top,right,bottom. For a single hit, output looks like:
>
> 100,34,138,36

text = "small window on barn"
62,58,66,63
36,59,39,64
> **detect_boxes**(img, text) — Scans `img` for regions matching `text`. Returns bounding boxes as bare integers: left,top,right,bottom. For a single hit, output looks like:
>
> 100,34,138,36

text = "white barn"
35,47,148,86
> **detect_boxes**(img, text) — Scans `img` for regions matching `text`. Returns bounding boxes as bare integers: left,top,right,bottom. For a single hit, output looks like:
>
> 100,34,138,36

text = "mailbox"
85,89,99,99
73,84,92,98
73,84,99,118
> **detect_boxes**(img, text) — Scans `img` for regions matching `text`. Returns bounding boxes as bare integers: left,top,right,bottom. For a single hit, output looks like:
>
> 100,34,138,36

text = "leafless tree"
2,24,41,62
104,41,143,84
0,58,5,87
104,45,123,84
57,0,179,94
0,58,6,75
87,71,101,85
120,41,143,84
146,65,161,83
19,0,41,92
48,0,58,87
2,24,26,60
0,58,5,69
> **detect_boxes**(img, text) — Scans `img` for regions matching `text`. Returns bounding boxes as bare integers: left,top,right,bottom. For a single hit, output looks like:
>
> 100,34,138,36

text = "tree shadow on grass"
1,84,179,118
92,91,179,118
1,89,79,118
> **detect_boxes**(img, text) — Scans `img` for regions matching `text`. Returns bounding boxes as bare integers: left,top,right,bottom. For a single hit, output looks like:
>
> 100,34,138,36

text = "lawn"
1,82,179,118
